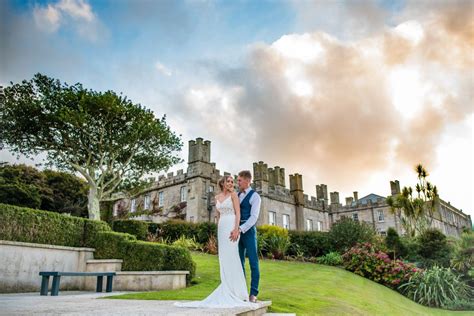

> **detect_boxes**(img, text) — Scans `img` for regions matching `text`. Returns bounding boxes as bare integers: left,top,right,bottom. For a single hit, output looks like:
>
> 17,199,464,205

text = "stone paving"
0,291,272,316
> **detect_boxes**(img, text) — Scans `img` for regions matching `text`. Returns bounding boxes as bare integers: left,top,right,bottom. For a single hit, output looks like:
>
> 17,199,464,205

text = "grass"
105,252,472,315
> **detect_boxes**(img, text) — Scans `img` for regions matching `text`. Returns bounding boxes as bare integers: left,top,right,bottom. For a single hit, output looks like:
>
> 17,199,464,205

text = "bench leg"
40,276,50,296
106,276,113,292
96,276,103,292
51,276,61,296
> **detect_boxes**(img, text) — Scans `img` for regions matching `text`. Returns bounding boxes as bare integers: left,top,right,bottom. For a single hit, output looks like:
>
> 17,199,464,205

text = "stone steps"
0,292,274,316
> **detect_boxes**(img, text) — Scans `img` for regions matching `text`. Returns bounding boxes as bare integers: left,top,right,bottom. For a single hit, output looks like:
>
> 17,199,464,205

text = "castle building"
111,138,472,238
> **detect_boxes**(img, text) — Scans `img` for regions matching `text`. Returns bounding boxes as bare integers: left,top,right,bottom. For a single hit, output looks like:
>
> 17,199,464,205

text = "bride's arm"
231,192,241,231
215,196,220,224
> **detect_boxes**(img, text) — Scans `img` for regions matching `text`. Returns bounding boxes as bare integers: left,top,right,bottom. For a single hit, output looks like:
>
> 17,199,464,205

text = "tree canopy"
0,73,182,219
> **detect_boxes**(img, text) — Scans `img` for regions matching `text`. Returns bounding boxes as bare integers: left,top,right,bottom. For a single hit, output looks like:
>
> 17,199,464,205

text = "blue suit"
238,190,260,296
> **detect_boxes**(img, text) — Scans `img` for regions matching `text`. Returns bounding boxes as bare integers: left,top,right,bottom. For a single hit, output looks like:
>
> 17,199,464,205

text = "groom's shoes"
249,295,257,303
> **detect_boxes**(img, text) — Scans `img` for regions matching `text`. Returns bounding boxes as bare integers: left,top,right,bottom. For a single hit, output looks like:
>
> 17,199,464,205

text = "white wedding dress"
174,195,256,309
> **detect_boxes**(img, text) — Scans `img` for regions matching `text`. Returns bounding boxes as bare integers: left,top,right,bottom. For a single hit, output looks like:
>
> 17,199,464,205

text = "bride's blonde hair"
218,175,233,192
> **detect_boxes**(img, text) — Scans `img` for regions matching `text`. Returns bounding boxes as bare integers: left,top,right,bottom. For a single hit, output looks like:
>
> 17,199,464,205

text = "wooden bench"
39,271,116,296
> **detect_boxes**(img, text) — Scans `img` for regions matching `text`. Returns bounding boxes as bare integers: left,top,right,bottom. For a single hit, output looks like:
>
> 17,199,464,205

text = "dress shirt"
238,186,261,234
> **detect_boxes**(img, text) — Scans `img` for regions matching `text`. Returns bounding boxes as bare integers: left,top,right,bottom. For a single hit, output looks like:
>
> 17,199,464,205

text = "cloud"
289,0,389,40
33,4,61,32
172,0,473,195
33,0,102,41
56,0,94,22
155,61,172,76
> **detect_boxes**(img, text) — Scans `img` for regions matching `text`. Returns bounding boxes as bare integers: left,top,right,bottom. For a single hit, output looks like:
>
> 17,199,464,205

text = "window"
352,213,359,221
209,185,214,193
158,191,164,207
130,199,136,213
144,194,151,210
190,216,194,223
283,214,290,229
380,231,387,236
378,210,384,222
317,221,323,231
306,219,313,231
268,211,276,226
180,186,187,202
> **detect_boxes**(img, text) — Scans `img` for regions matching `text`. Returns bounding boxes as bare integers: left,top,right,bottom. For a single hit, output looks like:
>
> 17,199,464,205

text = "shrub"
399,266,473,308
451,231,474,275
148,220,217,245
258,225,290,259
203,234,218,255
399,236,420,262
416,228,453,268
342,242,421,289
172,235,203,251
328,217,376,253
150,220,196,242
0,183,41,209
317,252,343,266
112,219,149,240
385,227,406,259
444,299,474,311
288,231,330,258
91,231,136,259
91,231,195,284
82,218,112,246
195,221,217,244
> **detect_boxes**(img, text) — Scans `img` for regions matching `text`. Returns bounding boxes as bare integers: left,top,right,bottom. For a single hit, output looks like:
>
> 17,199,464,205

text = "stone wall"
0,240,94,293
0,241,190,293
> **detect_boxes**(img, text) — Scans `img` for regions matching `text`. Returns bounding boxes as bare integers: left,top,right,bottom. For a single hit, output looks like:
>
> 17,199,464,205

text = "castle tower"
330,192,340,205
390,180,400,196
188,137,211,164
186,138,215,223
269,166,285,188
290,173,305,231
316,184,329,208
253,161,269,194
345,197,354,206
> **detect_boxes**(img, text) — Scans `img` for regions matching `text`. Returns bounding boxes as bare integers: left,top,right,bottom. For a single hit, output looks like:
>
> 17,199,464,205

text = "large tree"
0,73,182,220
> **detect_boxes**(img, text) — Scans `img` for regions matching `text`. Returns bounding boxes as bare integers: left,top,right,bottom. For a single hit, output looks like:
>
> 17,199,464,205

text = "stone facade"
111,138,472,238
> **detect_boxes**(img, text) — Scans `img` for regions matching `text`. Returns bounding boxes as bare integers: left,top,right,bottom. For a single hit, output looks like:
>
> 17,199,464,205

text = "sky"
1,0,473,218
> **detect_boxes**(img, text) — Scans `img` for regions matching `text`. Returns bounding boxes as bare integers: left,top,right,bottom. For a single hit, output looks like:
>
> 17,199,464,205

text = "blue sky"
1,0,473,218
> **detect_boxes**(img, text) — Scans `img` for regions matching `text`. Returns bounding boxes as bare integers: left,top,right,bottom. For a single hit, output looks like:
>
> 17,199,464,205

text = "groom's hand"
229,228,240,242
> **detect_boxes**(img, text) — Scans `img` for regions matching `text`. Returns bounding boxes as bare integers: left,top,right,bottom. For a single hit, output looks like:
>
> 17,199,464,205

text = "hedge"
0,203,196,283
149,219,217,244
288,231,331,257
112,219,149,240
0,203,106,247
147,219,333,259
90,231,195,283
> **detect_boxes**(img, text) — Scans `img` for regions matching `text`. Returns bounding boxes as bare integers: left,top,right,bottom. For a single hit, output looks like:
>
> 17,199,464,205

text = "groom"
230,170,261,303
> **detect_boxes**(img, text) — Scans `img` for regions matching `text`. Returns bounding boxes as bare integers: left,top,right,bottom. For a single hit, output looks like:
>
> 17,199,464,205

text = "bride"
174,175,256,309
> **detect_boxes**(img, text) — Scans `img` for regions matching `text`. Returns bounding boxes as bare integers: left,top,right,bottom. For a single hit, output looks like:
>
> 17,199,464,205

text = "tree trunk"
88,185,101,220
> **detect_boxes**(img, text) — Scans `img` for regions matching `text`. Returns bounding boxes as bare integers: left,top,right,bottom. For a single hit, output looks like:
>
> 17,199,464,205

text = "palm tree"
387,164,439,237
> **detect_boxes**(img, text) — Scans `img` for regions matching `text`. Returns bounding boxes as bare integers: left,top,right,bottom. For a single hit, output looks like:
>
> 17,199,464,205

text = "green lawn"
106,252,472,315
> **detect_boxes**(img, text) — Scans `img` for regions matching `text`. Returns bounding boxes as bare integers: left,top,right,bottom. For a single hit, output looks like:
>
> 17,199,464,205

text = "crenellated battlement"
149,168,187,190
188,137,211,163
